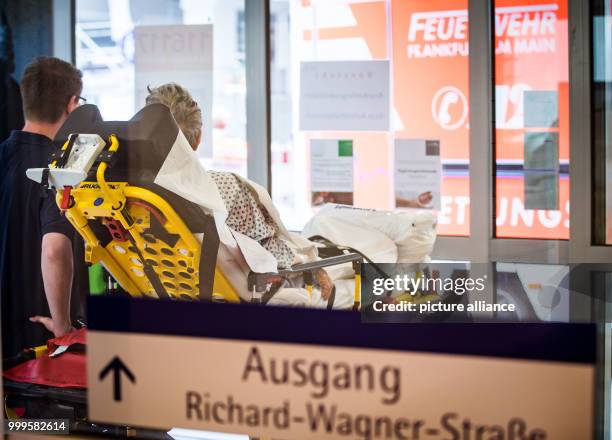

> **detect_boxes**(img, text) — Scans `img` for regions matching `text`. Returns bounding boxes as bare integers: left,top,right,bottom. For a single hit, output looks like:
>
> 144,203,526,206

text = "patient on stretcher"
145,83,437,308
146,83,335,300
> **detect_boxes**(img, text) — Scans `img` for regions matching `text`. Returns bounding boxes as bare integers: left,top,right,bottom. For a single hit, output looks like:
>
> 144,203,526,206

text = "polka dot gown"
209,171,295,269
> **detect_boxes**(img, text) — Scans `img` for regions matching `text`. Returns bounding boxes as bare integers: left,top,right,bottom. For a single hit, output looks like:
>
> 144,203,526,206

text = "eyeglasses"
77,96,87,105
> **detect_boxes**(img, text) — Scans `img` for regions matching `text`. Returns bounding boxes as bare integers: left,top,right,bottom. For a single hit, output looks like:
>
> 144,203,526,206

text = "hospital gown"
207,173,437,309
208,171,296,269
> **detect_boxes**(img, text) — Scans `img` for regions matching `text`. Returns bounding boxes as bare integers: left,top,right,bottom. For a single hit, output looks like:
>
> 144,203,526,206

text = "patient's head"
146,83,202,150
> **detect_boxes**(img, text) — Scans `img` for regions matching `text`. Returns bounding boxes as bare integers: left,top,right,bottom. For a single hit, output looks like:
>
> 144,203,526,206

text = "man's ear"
66,95,79,114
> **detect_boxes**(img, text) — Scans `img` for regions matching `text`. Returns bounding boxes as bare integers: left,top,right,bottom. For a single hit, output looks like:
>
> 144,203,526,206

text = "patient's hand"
396,191,433,209
417,191,433,207
30,316,75,338
314,269,334,300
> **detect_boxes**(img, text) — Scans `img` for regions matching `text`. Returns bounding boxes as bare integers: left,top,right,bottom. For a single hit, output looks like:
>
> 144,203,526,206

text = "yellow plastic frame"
55,135,240,302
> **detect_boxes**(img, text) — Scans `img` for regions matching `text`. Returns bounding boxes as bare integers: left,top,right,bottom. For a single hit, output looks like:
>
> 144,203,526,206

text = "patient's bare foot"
314,269,333,300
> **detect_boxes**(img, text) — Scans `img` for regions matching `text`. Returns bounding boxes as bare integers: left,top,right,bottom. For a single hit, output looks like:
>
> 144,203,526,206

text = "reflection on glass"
359,261,594,324
495,263,569,322
524,171,559,210
494,0,569,239
593,0,612,243
524,132,559,170
523,90,559,128
75,0,247,175
270,0,470,235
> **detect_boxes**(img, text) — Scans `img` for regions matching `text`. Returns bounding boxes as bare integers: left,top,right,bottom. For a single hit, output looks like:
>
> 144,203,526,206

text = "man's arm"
31,232,73,337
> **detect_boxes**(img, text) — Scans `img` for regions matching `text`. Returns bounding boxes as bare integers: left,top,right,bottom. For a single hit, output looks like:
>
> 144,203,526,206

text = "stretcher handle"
287,252,362,273
96,134,122,210
248,252,363,291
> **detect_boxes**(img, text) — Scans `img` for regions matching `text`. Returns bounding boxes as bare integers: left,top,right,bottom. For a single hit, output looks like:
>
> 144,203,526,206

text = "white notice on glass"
300,60,390,131
394,139,441,210
311,139,354,206
134,24,213,157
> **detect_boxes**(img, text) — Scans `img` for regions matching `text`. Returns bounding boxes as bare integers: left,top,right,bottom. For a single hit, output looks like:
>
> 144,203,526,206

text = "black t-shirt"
0,75,24,143
0,130,82,357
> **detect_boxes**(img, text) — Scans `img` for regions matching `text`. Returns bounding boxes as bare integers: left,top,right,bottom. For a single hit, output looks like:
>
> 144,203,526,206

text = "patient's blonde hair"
146,83,203,150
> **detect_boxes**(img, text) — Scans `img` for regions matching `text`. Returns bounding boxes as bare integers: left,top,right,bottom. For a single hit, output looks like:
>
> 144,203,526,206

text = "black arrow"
99,356,136,402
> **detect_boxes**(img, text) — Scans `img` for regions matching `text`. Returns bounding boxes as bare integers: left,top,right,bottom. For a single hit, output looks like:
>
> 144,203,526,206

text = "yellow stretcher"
30,130,363,307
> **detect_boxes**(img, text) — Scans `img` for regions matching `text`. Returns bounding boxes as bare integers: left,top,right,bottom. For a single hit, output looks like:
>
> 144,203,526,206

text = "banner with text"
87,297,594,439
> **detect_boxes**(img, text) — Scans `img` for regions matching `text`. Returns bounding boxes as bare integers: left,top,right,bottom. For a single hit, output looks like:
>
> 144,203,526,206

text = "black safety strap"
127,234,169,299
143,213,179,248
260,282,284,304
40,168,50,197
258,272,336,309
307,234,392,280
327,286,336,310
56,133,78,168
198,214,220,301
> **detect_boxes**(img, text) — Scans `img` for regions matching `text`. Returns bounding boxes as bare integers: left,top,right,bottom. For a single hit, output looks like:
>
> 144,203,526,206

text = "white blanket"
302,204,437,264
154,130,317,275
152,131,437,307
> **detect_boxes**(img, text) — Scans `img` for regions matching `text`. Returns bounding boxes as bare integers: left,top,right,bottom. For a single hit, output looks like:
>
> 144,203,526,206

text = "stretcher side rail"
248,252,363,309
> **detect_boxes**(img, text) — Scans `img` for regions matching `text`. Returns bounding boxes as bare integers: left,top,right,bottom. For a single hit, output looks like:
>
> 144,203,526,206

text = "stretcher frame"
46,133,363,306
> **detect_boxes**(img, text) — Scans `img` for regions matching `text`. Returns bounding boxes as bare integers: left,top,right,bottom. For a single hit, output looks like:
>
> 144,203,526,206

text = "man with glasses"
0,56,83,357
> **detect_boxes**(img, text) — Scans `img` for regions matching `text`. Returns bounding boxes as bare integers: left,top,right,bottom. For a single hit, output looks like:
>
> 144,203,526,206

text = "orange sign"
301,0,569,239
391,0,568,238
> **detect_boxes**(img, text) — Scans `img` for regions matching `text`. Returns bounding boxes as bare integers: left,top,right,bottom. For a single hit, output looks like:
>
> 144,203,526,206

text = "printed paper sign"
88,331,593,439
525,171,559,210
134,24,213,157
394,139,441,210
86,297,595,440
524,132,559,170
524,90,559,128
523,131,559,210
300,60,390,131
311,139,354,206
